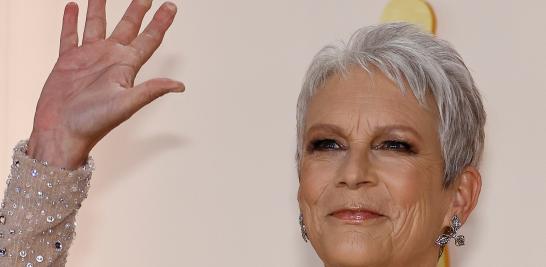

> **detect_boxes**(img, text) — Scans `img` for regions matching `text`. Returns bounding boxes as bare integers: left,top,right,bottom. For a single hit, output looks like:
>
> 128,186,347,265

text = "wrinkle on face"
313,178,332,238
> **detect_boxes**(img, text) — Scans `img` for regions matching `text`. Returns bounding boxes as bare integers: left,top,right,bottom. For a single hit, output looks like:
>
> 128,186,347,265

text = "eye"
308,139,342,152
373,140,415,154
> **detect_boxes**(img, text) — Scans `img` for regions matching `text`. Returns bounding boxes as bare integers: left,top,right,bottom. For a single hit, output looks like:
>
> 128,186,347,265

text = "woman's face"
298,68,453,267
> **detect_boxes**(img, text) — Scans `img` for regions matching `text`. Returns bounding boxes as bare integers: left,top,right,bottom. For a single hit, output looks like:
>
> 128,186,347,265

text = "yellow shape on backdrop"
438,247,450,267
381,0,437,34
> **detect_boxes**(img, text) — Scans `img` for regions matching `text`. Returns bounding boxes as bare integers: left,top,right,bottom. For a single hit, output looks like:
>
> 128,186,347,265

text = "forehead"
305,67,439,135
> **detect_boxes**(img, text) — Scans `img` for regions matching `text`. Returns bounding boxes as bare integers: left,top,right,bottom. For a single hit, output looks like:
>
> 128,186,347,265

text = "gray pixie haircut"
296,22,486,187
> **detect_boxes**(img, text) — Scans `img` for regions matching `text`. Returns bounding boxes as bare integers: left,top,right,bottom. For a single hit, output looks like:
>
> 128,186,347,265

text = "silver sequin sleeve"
0,140,94,267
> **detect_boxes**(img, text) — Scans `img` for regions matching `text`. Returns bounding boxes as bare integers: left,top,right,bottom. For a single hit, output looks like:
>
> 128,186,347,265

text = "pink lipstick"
330,209,383,224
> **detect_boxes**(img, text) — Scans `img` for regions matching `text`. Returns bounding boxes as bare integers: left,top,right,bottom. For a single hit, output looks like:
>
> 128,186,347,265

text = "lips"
330,209,383,223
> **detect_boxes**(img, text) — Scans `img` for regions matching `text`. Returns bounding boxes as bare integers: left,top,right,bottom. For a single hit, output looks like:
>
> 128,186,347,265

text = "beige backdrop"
1,0,545,266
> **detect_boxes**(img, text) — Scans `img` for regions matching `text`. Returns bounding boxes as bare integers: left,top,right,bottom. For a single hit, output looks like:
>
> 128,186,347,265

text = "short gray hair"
296,22,486,187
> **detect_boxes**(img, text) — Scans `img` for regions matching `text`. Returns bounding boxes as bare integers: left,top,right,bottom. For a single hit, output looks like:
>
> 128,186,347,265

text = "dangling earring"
299,213,309,243
436,215,465,255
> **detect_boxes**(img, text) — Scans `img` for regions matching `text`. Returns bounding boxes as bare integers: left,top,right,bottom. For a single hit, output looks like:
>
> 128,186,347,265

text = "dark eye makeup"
372,140,416,154
307,138,416,154
308,139,343,152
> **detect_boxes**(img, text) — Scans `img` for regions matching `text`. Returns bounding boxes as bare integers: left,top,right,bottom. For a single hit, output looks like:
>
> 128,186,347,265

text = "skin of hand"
26,0,184,170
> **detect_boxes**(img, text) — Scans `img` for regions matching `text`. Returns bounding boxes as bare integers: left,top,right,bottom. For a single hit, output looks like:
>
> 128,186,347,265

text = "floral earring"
436,215,465,255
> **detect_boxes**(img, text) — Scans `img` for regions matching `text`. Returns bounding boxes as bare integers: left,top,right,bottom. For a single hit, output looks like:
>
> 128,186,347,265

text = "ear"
444,166,482,226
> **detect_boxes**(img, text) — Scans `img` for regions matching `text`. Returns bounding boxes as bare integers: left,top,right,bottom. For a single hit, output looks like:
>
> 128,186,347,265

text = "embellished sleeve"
0,140,94,267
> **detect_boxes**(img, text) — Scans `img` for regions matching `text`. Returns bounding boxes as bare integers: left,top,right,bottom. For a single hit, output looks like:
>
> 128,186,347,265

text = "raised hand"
27,0,183,169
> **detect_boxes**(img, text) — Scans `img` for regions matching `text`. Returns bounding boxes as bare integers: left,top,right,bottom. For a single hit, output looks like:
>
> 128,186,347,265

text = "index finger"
130,2,177,66
59,2,80,56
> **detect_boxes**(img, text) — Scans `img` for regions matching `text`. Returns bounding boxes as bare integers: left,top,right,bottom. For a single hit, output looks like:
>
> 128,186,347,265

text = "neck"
322,249,440,267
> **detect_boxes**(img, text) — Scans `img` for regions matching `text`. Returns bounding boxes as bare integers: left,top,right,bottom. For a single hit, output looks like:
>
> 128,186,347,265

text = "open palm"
29,0,184,169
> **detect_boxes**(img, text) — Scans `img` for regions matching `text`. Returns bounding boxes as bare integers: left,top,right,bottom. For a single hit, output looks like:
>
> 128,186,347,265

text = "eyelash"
309,139,343,151
308,139,415,154
372,140,415,154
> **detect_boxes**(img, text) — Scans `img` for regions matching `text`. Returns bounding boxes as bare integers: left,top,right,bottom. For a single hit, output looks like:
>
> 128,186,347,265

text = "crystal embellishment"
36,255,44,262
435,234,451,247
31,169,38,177
451,215,462,232
55,241,63,251
46,216,55,223
0,248,6,256
20,250,27,257
0,215,5,225
454,235,465,246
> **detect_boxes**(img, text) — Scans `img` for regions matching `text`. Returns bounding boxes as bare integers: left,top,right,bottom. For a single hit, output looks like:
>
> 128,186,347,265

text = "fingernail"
138,0,153,7
171,82,185,92
66,2,78,9
165,2,177,12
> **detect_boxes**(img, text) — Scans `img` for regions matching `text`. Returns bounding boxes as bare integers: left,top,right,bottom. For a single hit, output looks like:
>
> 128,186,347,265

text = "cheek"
298,156,343,236
377,158,446,246
299,155,341,205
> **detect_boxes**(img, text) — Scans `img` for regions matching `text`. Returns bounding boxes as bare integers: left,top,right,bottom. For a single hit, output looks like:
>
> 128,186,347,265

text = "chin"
314,231,391,267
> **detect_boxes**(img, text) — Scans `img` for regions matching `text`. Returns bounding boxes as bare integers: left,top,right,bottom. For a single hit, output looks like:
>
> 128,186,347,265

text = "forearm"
0,140,93,266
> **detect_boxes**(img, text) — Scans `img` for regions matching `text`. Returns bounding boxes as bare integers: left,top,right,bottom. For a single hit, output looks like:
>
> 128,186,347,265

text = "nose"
336,149,376,189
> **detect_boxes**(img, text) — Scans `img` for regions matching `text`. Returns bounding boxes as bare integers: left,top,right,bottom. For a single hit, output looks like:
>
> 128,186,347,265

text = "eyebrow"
305,123,424,142
375,124,424,142
305,123,345,136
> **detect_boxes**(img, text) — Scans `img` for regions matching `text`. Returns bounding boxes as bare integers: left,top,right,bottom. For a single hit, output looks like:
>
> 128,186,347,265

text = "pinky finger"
59,2,80,56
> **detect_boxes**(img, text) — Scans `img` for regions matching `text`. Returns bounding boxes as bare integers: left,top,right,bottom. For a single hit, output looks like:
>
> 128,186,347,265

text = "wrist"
27,129,91,170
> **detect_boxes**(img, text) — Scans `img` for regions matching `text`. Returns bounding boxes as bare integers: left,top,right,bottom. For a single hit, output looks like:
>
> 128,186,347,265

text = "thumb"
122,78,185,116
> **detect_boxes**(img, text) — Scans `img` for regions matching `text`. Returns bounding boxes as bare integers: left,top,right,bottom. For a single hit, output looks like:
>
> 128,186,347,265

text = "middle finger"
110,0,153,45
83,0,107,44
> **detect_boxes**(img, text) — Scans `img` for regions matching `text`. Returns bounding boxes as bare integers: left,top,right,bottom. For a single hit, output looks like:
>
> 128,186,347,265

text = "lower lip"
330,210,383,224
